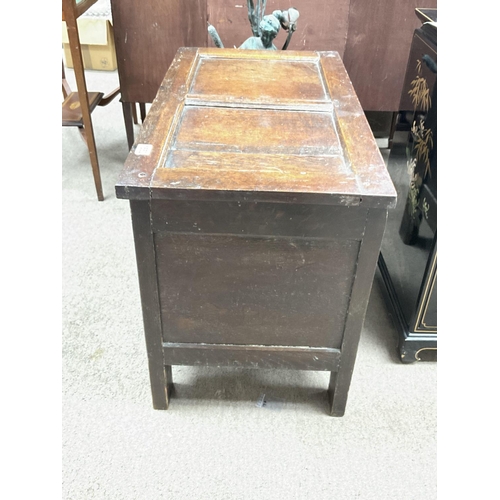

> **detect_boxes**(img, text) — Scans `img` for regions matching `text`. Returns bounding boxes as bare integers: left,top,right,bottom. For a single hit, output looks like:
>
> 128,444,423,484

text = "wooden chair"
62,0,120,201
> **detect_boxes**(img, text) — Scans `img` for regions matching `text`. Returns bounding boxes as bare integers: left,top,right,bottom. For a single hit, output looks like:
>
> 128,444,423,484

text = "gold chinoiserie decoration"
408,59,431,111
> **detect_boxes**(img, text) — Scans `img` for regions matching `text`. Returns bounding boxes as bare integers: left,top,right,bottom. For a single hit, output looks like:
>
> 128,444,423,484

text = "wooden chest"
116,48,396,416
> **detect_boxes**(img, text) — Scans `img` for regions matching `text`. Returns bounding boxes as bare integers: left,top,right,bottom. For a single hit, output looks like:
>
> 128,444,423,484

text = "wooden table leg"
328,209,387,416
139,102,147,123
131,102,138,125
130,200,173,409
122,101,135,150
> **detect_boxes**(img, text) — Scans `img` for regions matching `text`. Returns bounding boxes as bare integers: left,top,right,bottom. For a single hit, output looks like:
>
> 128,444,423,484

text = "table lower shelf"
62,91,103,127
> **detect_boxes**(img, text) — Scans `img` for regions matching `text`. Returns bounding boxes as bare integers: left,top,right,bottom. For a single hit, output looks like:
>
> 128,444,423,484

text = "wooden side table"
62,0,120,201
116,48,396,416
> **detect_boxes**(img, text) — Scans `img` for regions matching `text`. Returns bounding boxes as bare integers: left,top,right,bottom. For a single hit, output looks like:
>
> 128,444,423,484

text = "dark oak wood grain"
155,233,359,348
150,200,367,239
164,343,341,371
117,49,396,415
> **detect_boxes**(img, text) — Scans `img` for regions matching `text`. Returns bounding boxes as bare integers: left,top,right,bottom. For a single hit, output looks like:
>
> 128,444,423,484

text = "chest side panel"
155,232,360,349
153,200,366,349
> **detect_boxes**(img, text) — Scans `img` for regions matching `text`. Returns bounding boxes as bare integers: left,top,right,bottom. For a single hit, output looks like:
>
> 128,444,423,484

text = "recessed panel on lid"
158,103,356,194
173,106,341,155
188,56,330,106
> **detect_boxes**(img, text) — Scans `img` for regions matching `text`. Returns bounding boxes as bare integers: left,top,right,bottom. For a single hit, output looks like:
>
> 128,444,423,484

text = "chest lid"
116,48,396,208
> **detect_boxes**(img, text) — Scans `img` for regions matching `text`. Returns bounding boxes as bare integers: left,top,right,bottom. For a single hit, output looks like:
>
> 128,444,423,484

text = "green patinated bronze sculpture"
208,1,299,50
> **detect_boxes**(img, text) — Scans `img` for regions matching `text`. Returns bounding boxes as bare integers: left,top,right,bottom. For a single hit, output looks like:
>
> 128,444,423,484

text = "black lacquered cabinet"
378,10,437,363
